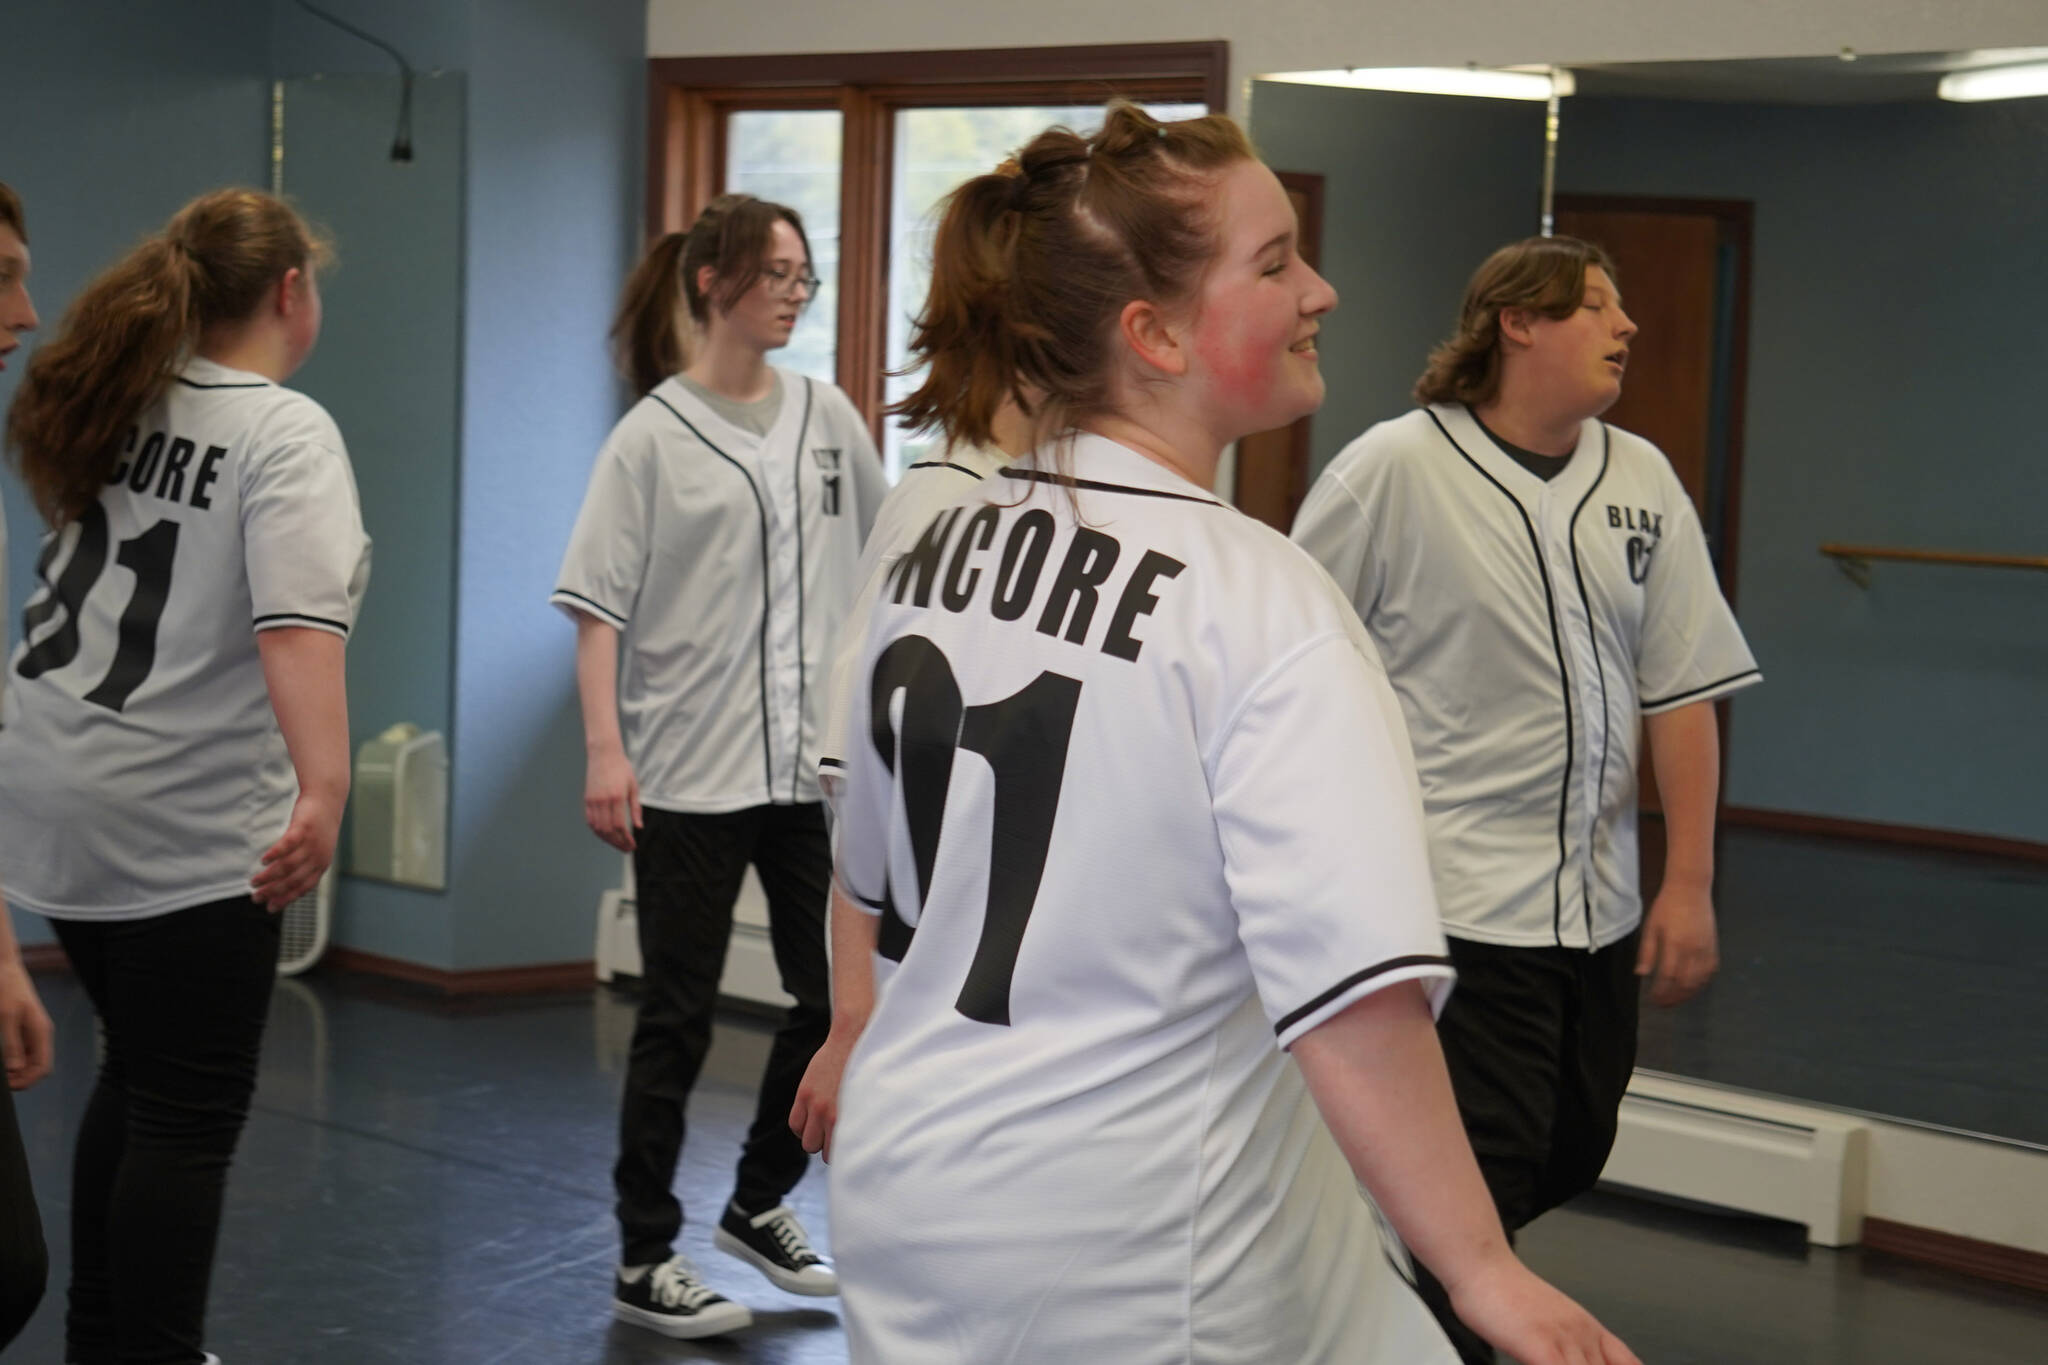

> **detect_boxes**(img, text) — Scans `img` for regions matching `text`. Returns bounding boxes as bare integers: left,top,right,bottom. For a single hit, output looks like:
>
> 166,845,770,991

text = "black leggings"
0,1074,49,1349
614,803,832,1267
52,897,280,1365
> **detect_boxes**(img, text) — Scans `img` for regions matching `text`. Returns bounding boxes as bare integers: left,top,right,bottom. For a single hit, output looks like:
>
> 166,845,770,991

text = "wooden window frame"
645,43,1229,435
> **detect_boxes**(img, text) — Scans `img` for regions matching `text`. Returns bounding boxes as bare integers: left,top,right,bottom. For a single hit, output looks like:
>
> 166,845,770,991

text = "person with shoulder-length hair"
789,104,1639,1365
1293,236,1758,1363
0,186,369,1365
553,193,886,1340
0,177,56,1357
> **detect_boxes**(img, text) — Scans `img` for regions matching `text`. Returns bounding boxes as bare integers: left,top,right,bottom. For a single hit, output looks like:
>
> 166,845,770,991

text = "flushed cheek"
1195,314,1296,412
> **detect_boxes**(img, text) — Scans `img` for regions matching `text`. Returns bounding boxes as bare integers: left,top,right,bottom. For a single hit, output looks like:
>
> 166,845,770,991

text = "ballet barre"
1819,543,2048,589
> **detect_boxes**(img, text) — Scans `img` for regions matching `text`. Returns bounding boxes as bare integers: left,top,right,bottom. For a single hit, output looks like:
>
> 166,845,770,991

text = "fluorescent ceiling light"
1938,61,2048,101
1262,67,1571,102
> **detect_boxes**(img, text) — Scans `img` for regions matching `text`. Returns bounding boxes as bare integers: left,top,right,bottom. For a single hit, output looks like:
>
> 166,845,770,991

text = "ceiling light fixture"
1938,61,2048,101
1262,66,1573,102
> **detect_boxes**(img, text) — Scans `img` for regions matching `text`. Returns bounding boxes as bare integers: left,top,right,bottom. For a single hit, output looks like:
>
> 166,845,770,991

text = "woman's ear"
1119,299,1188,378
277,266,306,317
695,264,719,311
1497,306,1536,350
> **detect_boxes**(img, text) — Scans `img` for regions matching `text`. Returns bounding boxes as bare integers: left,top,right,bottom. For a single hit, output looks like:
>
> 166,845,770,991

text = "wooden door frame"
1553,194,1754,606
644,43,1230,437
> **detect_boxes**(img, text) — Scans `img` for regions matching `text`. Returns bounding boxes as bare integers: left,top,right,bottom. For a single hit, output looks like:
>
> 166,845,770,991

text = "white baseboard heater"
1603,1071,1869,1246
593,856,795,1009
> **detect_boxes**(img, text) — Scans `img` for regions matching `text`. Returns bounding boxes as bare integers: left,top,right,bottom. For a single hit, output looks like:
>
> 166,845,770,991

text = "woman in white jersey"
0,188,369,1365
554,194,885,1339
790,104,1641,1365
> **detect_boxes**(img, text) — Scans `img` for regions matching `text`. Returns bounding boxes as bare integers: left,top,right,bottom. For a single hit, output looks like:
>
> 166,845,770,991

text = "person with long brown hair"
553,193,885,1340
0,177,56,1357
790,104,1639,1365
0,186,369,1365
1294,236,1757,1363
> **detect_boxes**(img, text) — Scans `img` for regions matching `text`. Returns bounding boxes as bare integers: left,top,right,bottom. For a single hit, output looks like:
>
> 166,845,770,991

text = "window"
646,44,1227,477
726,110,842,383
883,101,1206,473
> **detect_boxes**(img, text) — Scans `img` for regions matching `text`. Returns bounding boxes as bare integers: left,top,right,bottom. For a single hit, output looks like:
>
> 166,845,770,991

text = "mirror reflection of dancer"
0,187,369,1365
0,177,55,1357
555,194,886,1339
792,105,1640,1365
1295,237,1759,1364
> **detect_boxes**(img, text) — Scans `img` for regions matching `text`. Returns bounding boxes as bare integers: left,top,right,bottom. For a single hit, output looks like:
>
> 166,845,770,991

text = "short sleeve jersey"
1293,403,1760,948
816,442,1009,787
0,357,371,919
551,369,888,811
825,434,1456,1365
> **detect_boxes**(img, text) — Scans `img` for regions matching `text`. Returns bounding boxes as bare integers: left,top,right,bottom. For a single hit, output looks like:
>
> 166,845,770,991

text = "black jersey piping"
651,391,777,797
1428,408,1575,947
1565,425,1613,948
999,467,1221,505
1275,955,1455,1036
817,755,846,773
906,460,986,480
549,588,627,629
1643,668,1762,711
788,379,815,804
253,611,350,633
175,378,267,390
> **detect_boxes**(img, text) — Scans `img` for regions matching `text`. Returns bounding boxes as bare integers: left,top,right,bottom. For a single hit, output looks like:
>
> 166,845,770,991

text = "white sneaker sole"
612,1296,754,1339
714,1226,840,1297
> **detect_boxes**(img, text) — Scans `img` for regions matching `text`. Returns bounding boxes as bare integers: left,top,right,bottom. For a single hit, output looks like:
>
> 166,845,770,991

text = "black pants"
52,898,280,1365
615,803,832,1267
1,1073,48,1350
1413,930,1642,1365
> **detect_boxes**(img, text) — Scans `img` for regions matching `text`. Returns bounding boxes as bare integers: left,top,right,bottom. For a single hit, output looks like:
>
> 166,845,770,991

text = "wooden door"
1552,196,1751,594
1234,171,1323,531
1553,197,1752,816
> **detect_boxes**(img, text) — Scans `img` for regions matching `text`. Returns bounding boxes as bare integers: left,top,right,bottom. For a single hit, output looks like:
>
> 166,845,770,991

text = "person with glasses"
554,192,886,1340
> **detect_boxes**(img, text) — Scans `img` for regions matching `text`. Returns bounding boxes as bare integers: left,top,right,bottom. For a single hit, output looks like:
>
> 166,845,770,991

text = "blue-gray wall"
4,0,273,950
1248,81,1546,478
1558,97,2048,844
448,0,645,969
279,72,468,966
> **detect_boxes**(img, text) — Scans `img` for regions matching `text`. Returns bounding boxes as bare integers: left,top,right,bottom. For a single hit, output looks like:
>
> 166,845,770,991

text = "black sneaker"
612,1255,754,1338
714,1202,838,1296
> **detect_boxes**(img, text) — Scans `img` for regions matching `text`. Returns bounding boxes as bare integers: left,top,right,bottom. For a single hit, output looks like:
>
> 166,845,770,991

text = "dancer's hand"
1451,1252,1641,1365
1638,881,1718,1006
791,1034,855,1161
585,745,642,852
0,955,54,1090
253,791,343,911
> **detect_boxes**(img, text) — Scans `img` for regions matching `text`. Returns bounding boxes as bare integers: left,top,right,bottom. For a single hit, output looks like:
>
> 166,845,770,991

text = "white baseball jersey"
1293,403,1760,950
0,357,370,920
826,433,1457,1365
816,442,1009,787
551,368,886,811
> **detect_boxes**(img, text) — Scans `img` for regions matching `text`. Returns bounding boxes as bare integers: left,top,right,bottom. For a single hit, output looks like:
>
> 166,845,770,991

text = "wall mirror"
1248,49,2048,1147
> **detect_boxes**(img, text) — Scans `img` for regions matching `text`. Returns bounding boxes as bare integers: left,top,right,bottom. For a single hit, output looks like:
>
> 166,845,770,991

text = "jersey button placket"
1546,522,1598,949
763,449,804,798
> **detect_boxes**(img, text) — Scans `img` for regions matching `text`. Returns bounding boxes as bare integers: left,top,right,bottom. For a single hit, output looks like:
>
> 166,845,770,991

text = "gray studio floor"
8,829,2046,1363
